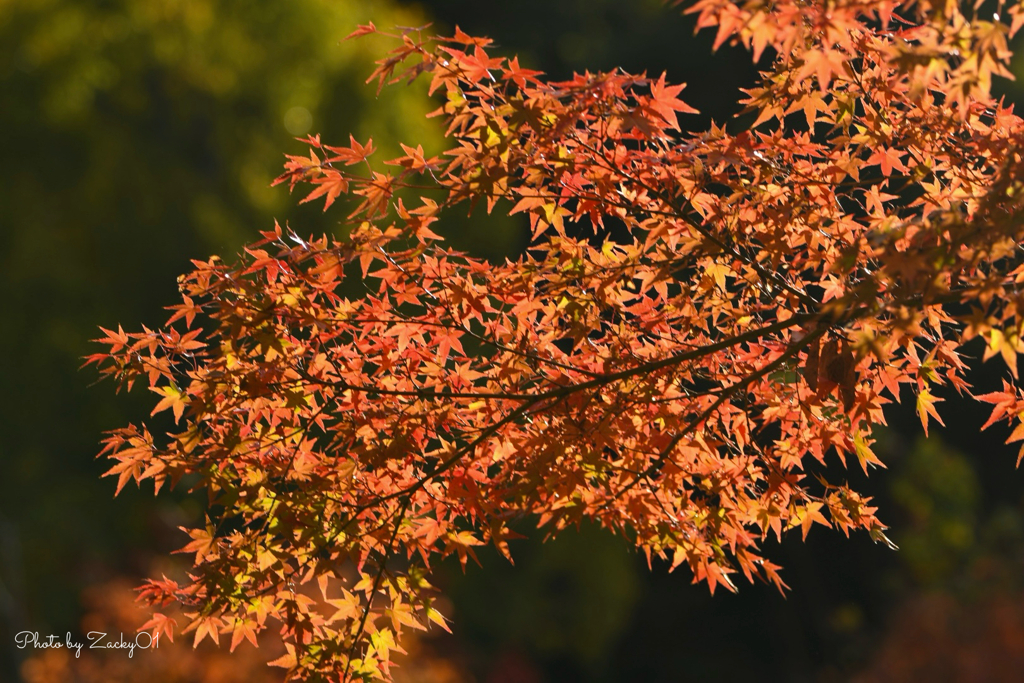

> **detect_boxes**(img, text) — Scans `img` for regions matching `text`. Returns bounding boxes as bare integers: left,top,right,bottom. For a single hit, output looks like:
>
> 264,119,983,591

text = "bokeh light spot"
284,106,312,135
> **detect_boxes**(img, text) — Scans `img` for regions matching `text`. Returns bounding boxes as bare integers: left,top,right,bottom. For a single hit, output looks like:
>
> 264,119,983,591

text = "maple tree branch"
325,310,822,523
342,495,411,683
281,307,818,408
611,324,830,505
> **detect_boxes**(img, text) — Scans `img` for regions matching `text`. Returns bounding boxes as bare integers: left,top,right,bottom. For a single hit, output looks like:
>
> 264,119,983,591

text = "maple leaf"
502,56,543,88
791,501,831,540
186,615,223,648
105,457,144,497
345,22,377,41
453,44,504,82
300,169,349,211
916,388,945,437
138,612,177,644
864,185,899,216
268,644,298,669
94,325,130,353
426,606,452,633
229,617,259,652
796,49,847,92
448,25,494,48
645,73,699,130
165,295,200,328
150,384,187,423
178,523,217,564
865,147,909,178
325,135,376,166
136,575,179,608
983,328,1021,378
977,384,1018,430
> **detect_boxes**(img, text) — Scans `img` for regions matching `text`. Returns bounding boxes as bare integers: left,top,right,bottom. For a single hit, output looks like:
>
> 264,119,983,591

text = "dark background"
3,0,1024,680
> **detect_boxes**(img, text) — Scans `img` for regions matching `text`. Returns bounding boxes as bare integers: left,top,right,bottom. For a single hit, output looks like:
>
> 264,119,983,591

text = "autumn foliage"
88,0,1024,679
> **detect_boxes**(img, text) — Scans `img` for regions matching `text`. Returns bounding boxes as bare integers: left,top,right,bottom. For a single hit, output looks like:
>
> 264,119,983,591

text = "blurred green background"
3,0,1024,680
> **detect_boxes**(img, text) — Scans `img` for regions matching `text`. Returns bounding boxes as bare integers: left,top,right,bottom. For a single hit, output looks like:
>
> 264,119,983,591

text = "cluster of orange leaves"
87,0,1024,679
